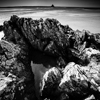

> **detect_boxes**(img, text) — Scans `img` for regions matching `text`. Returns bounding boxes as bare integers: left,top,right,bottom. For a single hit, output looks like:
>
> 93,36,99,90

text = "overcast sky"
0,0,100,7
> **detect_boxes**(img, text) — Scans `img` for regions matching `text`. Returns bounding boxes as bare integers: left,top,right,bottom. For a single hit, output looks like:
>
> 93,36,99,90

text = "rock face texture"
0,15,100,100
0,40,37,100
41,62,100,100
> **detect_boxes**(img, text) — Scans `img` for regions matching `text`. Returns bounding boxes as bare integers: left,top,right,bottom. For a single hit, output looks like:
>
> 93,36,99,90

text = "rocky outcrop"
1,15,93,67
40,62,100,100
0,15,100,100
0,39,37,99
3,15,100,66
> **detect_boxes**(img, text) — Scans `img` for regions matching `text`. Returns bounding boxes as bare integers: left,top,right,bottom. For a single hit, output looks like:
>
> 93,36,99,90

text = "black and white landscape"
0,7,100,39
0,0,100,100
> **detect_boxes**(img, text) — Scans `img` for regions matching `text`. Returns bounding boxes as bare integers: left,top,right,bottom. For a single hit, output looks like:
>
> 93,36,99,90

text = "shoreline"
0,8,100,40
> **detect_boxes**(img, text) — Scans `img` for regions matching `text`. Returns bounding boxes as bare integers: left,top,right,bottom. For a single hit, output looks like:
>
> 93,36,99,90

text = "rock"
40,62,100,100
90,33,100,49
0,15,100,100
85,95,95,100
0,40,37,100
0,25,3,31
2,15,96,67
40,67,62,100
51,4,55,7
3,15,71,67
3,15,100,66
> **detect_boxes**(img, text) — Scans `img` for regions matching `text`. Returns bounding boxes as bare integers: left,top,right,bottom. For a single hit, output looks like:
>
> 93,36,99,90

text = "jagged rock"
40,67,62,100
2,15,100,67
85,95,95,100
78,47,100,65
40,62,100,100
90,33,100,49
0,40,37,100
3,15,72,68
2,15,93,67
0,15,100,100
59,62,100,100
2,15,97,67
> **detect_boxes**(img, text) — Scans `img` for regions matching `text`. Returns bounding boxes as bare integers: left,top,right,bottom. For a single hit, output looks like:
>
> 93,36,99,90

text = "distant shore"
0,6,100,9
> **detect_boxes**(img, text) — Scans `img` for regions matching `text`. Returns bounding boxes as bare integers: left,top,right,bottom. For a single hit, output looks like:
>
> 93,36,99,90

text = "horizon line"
0,6,100,8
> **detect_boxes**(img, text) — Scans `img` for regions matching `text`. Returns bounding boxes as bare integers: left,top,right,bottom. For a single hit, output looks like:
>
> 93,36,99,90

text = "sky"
0,0,100,7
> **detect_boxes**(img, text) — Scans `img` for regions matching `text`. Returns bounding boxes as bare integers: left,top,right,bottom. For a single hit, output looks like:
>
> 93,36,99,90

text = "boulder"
0,40,37,100
40,62,100,100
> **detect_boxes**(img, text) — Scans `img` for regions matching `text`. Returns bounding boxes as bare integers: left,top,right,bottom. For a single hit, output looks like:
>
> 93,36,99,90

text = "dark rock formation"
0,40,37,100
0,25,3,31
0,15,100,100
51,4,55,7
40,67,62,100
2,15,75,68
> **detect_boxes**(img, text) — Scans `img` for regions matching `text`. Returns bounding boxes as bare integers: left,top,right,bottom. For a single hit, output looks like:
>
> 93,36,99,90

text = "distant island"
51,4,55,7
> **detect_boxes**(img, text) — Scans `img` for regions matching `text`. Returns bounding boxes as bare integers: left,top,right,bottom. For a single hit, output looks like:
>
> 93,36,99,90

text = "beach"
0,7,100,34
